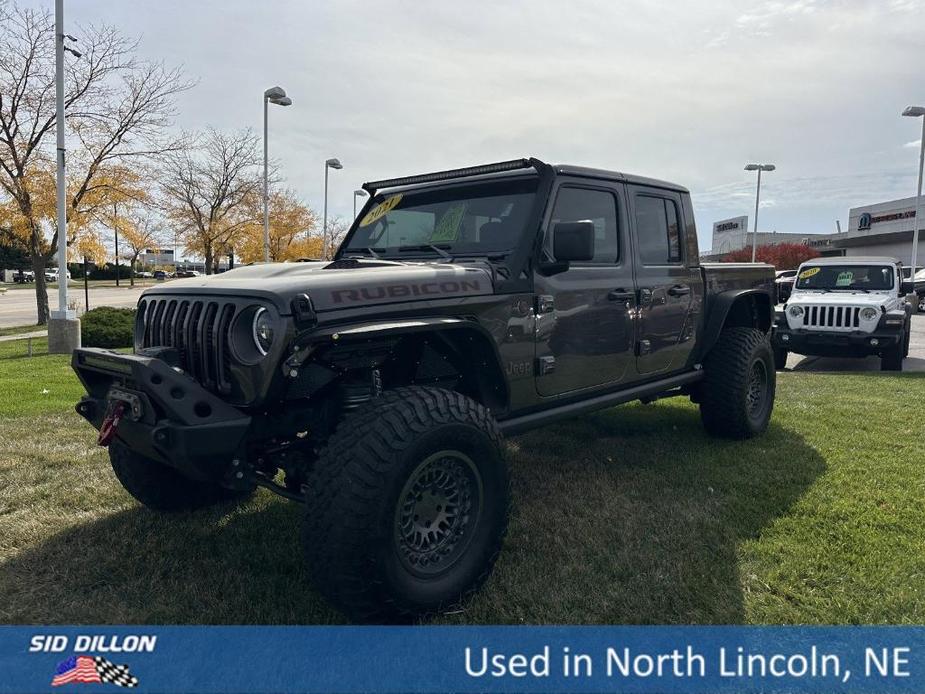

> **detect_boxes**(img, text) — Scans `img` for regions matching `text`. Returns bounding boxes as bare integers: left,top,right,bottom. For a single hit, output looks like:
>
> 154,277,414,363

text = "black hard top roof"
363,158,689,195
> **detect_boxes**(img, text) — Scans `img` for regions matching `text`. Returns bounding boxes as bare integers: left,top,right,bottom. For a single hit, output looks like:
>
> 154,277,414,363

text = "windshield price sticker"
431,204,466,242
799,267,821,280
360,194,403,227
836,271,854,287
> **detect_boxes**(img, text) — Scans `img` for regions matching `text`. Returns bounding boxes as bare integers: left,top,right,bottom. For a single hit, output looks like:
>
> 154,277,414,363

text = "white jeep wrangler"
772,256,913,372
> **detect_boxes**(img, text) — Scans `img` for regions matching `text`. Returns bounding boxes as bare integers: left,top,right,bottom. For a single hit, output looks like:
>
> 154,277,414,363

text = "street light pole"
54,0,68,320
902,106,925,276
744,163,776,262
353,189,367,220
323,158,343,260
262,86,292,263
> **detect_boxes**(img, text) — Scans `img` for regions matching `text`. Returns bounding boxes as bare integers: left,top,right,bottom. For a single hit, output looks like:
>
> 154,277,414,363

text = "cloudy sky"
23,0,925,251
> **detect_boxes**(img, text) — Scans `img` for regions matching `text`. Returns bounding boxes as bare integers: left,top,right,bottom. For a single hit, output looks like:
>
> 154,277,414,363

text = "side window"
548,187,619,264
635,195,683,265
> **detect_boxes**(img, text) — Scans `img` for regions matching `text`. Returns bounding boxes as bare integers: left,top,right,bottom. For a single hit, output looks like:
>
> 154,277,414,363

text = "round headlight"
860,307,879,321
788,305,804,318
252,308,274,355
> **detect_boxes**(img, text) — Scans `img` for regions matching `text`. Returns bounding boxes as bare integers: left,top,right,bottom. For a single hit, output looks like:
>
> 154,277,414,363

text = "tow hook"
97,401,126,447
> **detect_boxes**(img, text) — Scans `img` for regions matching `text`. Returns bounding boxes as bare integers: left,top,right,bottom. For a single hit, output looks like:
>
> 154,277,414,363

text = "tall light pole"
353,189,367,220
902,106,925,276
263,86,292,263
744,163,776,262
49,0,81,352
323,158,343,259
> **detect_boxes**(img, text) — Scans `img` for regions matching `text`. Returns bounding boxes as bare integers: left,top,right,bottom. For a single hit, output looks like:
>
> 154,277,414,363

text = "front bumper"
72,348,252,484
771,326,902,357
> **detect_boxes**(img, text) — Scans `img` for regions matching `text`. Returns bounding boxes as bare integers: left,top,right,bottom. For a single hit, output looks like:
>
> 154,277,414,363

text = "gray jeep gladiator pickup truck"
72,158,776,621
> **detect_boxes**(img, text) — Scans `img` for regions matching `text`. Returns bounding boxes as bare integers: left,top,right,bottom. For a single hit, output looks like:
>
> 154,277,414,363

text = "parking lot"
0,285,145,328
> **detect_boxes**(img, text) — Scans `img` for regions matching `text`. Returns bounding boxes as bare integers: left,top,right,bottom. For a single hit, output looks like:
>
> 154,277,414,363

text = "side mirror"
553,221,595,262
901,279,914,295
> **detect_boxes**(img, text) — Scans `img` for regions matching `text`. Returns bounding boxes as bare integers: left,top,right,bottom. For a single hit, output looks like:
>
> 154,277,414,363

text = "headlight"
252,308,274,355
860,307,879,321
788,305,804,318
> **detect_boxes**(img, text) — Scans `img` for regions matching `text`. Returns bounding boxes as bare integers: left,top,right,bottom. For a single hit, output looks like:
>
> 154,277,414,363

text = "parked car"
12,269,34,283
900,266,925,311
773,256,913,371
153,270,168,281
775,269,797,303
44,268,70,283
73,157,777,622
175,270,200,278
136,271,153,279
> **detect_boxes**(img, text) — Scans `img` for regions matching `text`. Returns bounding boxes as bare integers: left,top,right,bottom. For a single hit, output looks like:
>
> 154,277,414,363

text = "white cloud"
904,140,922,149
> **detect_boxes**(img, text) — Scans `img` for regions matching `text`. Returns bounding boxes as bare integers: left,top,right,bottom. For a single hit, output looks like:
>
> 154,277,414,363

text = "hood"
787,290,892,307
142,259,494,314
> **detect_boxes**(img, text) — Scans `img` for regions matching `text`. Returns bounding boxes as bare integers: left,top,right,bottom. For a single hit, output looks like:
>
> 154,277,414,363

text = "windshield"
344,178,537,257
795,264,894,291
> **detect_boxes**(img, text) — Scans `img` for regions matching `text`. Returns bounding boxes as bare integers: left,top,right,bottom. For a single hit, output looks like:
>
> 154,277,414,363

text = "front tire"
700,327,776,439
109,439,252,511
881,344,904,372
303,386,510,623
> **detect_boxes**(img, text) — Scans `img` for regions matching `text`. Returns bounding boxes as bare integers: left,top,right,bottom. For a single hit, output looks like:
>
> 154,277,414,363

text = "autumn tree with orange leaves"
0,3,190,323
236,190,319,263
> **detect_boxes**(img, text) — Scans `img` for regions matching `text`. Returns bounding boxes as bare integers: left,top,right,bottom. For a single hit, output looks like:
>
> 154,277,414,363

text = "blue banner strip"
1,626,923,694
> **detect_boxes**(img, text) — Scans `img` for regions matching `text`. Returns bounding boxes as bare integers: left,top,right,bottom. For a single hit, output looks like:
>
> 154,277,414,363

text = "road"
786,313,925,373
0,285,145,328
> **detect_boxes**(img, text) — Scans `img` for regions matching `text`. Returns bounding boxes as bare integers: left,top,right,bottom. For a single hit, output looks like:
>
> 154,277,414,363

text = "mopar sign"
858,209,915,231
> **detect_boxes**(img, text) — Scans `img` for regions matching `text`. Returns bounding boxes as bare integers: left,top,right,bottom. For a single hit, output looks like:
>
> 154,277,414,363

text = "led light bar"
363,158,544,193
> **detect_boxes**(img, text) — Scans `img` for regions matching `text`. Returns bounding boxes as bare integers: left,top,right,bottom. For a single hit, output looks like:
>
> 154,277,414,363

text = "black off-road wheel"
109,439,253,511
772,345,788,371
302,386,510,623
699,327,776,439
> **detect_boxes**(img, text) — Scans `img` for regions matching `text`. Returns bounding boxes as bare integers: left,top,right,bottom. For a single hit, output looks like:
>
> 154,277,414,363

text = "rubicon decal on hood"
331,279,483,304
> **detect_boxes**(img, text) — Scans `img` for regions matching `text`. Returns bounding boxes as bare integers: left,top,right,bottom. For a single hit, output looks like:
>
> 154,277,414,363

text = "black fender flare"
697,289,773,361
299,317,510,412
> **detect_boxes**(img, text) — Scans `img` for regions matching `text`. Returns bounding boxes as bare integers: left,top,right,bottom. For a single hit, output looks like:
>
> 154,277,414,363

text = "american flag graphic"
51,655,139,688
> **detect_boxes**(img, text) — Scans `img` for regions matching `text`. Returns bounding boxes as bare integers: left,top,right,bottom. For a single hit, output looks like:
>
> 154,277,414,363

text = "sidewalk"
0,330,47,343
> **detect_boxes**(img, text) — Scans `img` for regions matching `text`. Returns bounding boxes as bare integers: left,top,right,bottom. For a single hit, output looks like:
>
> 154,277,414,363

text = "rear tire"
303,386,510,623
700,327,776,439
773,345,788,371
109,439,252,511
881,345,903,372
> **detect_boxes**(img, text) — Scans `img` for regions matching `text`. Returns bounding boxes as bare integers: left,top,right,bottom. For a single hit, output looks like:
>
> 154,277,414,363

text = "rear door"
628,186,700,375
534,182,637,396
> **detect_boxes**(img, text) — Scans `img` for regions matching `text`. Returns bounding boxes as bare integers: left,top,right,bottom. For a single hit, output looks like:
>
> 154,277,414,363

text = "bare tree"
160,128,261,274
0,3,191,324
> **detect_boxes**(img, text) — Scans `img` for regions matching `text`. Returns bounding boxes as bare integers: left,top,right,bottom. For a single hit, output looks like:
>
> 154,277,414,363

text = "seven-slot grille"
800,304,863,331
138,297,237,394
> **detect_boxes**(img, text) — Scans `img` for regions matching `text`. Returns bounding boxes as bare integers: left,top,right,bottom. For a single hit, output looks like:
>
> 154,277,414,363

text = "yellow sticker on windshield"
360,194,402,227
431,204,466,242
799,267,821,280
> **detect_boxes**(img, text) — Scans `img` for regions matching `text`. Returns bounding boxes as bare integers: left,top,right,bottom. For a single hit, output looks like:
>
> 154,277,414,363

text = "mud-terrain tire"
109,439,252,511
881,343,904,372
303,386,510,623
772,345,788,371
700,327,776,439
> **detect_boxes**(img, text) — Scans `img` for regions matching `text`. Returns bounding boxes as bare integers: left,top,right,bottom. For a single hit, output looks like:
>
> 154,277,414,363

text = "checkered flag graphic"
94,656,139,688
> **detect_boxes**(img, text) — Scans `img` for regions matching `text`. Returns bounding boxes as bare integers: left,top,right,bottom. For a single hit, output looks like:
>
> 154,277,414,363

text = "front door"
534,183,636,397
629,186,698,375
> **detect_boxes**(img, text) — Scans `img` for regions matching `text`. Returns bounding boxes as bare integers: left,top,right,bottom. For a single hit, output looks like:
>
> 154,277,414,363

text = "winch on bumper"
72,348,252,486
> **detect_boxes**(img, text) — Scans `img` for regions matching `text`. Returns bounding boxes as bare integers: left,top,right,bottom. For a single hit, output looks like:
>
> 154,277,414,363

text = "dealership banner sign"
1,626,923,693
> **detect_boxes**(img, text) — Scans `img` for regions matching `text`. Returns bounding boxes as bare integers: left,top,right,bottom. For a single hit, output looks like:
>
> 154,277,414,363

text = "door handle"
608,289,635,301
667,284,691,297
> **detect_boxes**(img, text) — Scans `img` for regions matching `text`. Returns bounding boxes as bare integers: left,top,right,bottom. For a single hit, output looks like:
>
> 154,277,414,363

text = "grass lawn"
0,340,923,624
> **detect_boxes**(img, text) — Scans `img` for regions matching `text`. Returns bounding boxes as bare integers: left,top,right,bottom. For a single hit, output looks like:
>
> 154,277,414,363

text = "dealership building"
707,196,925,266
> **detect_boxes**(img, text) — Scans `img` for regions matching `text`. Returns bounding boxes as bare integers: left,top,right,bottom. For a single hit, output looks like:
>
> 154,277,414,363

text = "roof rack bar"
363,158,544,194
